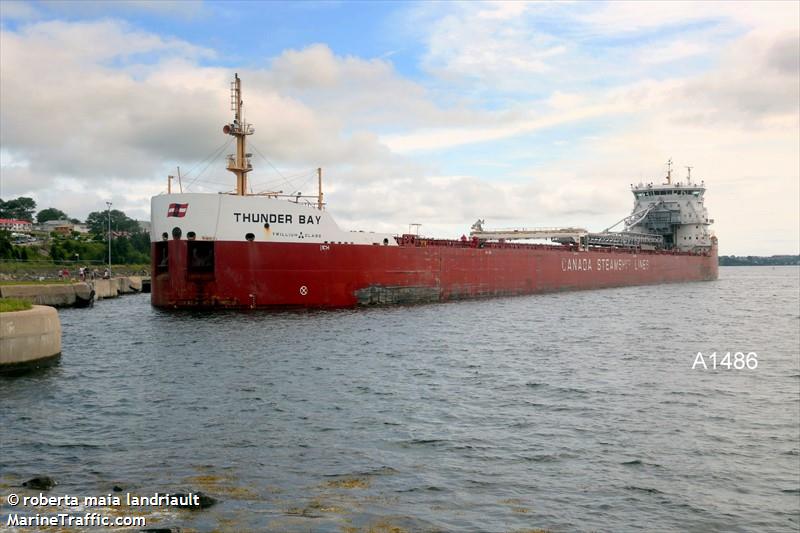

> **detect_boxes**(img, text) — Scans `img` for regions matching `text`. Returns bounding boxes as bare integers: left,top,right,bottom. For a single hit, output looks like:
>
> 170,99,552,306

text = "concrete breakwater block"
0,278,141,306
0,305,62,374
0,284,79,307
127,276,143,293
92,279,119,300
116,276,143,294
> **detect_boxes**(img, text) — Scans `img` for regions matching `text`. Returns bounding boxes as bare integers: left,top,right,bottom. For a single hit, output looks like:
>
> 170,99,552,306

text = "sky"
0,0,798,255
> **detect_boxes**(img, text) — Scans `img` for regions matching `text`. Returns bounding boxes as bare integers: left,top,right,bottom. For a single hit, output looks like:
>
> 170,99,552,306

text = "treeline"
48,233,150,264
719,255,800,266
1,196,150,264
1,230,150,264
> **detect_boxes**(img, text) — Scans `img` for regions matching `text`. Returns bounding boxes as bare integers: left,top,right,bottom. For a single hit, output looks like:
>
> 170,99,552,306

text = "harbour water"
1,266,798,532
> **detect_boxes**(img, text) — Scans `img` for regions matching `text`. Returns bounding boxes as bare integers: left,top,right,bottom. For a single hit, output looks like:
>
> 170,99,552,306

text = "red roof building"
0,219,33,232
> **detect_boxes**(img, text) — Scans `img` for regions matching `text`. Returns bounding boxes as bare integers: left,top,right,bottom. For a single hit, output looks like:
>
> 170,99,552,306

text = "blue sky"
1,0,798,254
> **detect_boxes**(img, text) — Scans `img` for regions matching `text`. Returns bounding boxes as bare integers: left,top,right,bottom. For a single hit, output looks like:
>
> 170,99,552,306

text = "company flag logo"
167,203,189,217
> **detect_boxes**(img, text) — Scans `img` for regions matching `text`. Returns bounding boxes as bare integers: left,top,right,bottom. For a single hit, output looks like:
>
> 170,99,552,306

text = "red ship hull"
151,238,718,308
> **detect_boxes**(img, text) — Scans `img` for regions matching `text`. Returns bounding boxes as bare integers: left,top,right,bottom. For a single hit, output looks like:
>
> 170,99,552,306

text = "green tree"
36,207,69,223
0,197,37,221
0,230,13,259
85,209,140,236
0,230,33,260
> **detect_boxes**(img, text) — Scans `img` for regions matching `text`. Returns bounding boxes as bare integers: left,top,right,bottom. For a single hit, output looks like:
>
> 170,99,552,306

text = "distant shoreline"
719,255,799,266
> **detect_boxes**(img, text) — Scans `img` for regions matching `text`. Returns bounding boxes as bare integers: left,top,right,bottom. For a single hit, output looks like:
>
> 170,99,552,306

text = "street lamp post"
106,202,112,268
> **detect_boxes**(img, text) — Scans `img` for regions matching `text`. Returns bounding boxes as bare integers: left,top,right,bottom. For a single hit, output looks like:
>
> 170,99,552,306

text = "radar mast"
223,73,254,195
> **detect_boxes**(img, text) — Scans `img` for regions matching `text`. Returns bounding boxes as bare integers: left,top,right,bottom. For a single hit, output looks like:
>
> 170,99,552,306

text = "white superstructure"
627,162,713,252
150,193,396,246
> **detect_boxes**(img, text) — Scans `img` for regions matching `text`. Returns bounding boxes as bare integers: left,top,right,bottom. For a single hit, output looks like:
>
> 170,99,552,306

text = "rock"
22,476,56,490
112,484,124,492
196,492,218,508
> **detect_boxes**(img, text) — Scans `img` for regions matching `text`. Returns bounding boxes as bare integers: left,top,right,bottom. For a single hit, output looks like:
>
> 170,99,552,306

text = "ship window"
172,226,182,239
383,238,389,245
187,231,196,241
187,241,214,273
245,233,255,241
155,242,168,274
162,232,168,241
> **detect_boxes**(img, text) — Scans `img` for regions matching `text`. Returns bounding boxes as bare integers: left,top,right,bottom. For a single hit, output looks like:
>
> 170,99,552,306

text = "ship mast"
317,167,324,210
223,73,254,196
665,158,673,185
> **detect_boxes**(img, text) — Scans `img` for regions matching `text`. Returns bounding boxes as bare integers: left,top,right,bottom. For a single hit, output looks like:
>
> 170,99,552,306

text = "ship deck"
392,235,710,257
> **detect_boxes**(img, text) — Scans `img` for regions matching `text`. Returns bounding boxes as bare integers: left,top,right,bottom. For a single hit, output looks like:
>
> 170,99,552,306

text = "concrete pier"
0,283,92,307
0,277,144,307
0,305,62,374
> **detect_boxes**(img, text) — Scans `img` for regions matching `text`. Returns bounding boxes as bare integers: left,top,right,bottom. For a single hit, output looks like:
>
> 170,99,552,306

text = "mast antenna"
685,165,693,183
666,158,673,185
223,73,255,196
317,167,324,210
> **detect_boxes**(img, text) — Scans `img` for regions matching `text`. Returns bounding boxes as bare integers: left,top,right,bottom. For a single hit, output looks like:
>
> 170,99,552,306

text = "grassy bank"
0,262,150,280
0,298,33,312
0,279,75,286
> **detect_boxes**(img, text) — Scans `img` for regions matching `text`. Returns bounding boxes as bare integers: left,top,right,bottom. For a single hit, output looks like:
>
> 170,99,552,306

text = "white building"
0,218,33,233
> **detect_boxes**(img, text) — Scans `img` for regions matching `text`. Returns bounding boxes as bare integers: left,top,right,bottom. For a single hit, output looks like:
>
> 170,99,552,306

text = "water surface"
2,266,798,532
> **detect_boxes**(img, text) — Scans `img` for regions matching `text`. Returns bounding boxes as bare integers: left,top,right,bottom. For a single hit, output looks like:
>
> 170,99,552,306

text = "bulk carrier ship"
150,75,718,309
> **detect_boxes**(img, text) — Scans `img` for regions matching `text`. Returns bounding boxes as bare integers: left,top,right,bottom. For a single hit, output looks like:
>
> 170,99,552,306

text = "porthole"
245,233,255,241
162,232,169,241
172,227,182,239
264,223,270,229
187,231,196,241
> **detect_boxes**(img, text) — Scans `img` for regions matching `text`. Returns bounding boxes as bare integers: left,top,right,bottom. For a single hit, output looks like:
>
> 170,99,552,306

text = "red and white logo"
167,203,189,217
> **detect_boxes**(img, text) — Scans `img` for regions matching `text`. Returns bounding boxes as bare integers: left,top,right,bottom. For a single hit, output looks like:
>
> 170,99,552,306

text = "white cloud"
420,2,568,85
0,4,797,255
578,0,799,34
